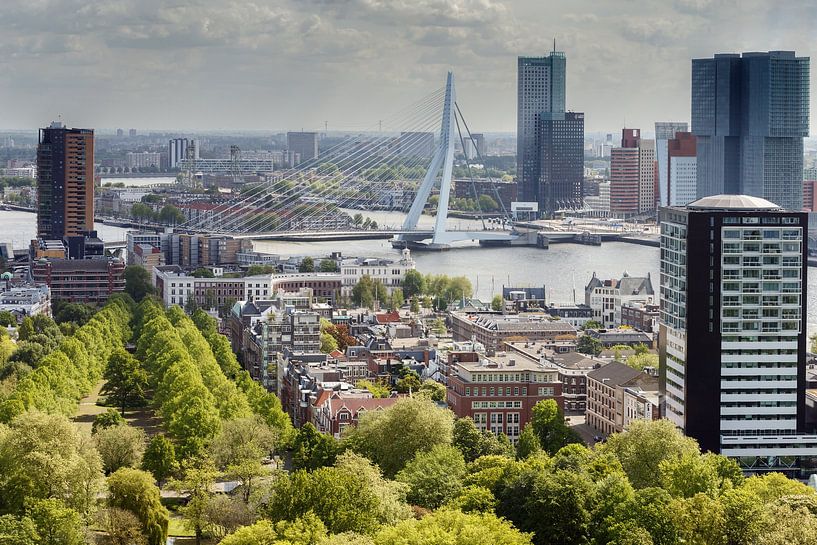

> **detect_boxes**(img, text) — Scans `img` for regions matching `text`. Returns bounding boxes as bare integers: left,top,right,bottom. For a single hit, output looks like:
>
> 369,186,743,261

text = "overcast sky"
0,0,815,135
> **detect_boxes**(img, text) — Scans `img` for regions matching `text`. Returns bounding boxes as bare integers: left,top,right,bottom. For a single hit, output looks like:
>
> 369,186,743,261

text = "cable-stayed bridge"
179,73,527,250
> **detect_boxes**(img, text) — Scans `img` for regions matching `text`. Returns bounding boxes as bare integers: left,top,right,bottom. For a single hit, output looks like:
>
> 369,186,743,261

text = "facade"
659,195,817,472
340,249,415,297
584,181,611,214
667,132,697,206
153,266,265,308
0,285,51,321
517,52,566,206
126,152,161,169
584,272,655,328
31,257,125,303
535,111,585,212
464,133,485,159
449,311,577,355
804,179,817,212
620,302,659,333
692,51,809,211
168,138,199,169
399,132,435,158
655,122,689,207
446,350,563,441
36,123,95,240
286,132,318,163
176,158,274,174
610,129,655,216
127,232,162,265
586,361,659,436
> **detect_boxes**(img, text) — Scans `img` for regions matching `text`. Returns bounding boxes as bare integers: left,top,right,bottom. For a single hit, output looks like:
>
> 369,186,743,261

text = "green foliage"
94,423,147,475
101,348,148,414
246,264,275,275
345,396,454,477
261,452,411,535
452,417,514,462
0,411,104,516
107,468,169,545
124,265,155,302
418,379,446,402
92,408,126,434
0,513,40,544
191,268,214,278
53,301,96,326
625,352,658,371
491,294,504,311
577,335,602,356
351,275,388,309
402,270,425,298
515,424,543,460
210,416,277,501
356,380,390,399
168,460,221,543
27,498,86,545
299,257,315,273
141,434,178,483
320,258,339,272
292,422,340,471
397,444,466,509
373,508,532,545
582,320,603,330
97,507,148,545
601,419,700,489
0,310,16,327
530,399,581,455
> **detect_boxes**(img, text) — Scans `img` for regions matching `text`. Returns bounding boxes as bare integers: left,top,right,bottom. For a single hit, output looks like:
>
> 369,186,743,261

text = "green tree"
92,408,126,434
124,266,155,302
390,287,405,310
626,352,658,371
319,258,339,272
418,379,446,401
141,434,178,484
453,417,514,462
107,468,169,545
94,423,147,475
582,320,603,330
101,348,148,415
374,508,532,545
530,399,581,455
515,424,543,460
53,302,96,325
130,203,155,222
0,515,39,545
491,294,504,311
28,498,85,545
96,507,147,545
601,419,700,489
0,310,16,327
292,422,340,470
395,370,421,393
158,204,184,225
357,380,390,398
577,335,602,356
397,444,466,509
659,452,743,498
345,396,454,477
169,460,220,545
410,297,420,313
0,411,104,515
299,257,315,273
210,416,277,502
402,270,425,298
191,267,214,278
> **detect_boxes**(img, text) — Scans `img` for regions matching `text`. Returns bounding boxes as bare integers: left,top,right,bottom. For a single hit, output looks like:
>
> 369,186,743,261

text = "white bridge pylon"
398,71,518,247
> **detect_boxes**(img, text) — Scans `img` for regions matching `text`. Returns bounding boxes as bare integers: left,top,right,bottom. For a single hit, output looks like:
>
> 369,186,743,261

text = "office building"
36,122,95,240
536,111,585,211
286,132,318,163
610,129,655,216
126,151,161,169
168,138,199,169
804,180,817,212
667,132,697,206
464,133,485,159
449,311,577,355
32,257,125,304
692,51,809,211
399,132,435,158
655,122,689,207
659,195,817,472
517,51,566,208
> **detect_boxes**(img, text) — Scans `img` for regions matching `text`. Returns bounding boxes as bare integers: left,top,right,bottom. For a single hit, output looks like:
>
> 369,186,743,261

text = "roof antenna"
553,38,556,53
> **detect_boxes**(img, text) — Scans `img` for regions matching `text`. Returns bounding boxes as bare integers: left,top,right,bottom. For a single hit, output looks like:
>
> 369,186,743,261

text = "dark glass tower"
517,51,567,213
536,112,585,211
692,51,810,211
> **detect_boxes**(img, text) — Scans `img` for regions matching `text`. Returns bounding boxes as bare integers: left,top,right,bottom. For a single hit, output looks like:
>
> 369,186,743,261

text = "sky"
0,0,815,135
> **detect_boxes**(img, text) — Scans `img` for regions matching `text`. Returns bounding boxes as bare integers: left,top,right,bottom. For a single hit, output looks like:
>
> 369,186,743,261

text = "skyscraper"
287,132,319,163
517,51,566,208
36,122,94,240
655,122,688,207
692,51,810,211
667,132,697,206
610,129,655,216
536,112,585,211
169,138,199,169
659,195,817,470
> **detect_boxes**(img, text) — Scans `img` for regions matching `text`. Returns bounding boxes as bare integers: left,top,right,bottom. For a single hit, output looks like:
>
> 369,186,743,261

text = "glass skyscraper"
692,51,810,211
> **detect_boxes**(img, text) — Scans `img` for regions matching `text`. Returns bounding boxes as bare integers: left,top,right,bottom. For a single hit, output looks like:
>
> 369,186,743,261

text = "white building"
668,154,697,206
126,152,161,169
0,285,51,321
340,248,415,296
654,122,688,207
584,272,655,328
584,181,611,213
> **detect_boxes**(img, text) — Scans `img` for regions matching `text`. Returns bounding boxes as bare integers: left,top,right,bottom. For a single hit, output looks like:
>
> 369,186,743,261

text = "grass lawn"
72,380,108,434
168,517,196,537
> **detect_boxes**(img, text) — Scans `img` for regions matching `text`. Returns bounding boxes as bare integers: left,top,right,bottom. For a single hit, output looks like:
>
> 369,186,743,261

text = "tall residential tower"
691,51,810,210
36,122,95,240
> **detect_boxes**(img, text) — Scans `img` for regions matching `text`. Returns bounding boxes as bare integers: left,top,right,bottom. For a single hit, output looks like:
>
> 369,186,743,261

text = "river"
3,208,817,337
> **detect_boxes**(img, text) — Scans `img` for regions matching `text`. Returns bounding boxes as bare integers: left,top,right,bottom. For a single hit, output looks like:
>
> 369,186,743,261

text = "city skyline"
0,1,814,134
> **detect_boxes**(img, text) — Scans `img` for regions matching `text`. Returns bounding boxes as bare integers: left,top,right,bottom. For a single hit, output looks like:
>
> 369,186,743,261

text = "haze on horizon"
0,0,815,135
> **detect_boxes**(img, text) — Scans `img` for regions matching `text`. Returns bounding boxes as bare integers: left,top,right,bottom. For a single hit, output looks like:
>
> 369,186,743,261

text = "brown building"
37,123,94,240
804,179,817,212
620,303,659,333
610,128,655,216
449,311,577,355
31,257,125,304
586,361,659,436
446,350,563,442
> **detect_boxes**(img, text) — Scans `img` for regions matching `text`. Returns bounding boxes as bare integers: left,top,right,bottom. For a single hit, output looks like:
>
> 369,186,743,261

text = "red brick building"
312,391,399,438
446,350,563,442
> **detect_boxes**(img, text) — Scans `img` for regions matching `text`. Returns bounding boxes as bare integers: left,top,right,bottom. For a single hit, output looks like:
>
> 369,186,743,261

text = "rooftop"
454,350,557,373
686,194,781,211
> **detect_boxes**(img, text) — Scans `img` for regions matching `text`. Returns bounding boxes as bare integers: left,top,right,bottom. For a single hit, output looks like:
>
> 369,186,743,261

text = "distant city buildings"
339,249,415,297
610,129,655,216
399,132,435,158
36,122,95,240
168,138,199,169
286,132,318,163
692,51,810,210
517,51,584,214
655,122,689,207
667,132,697,206
126,151,161,169
659,195,817,472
